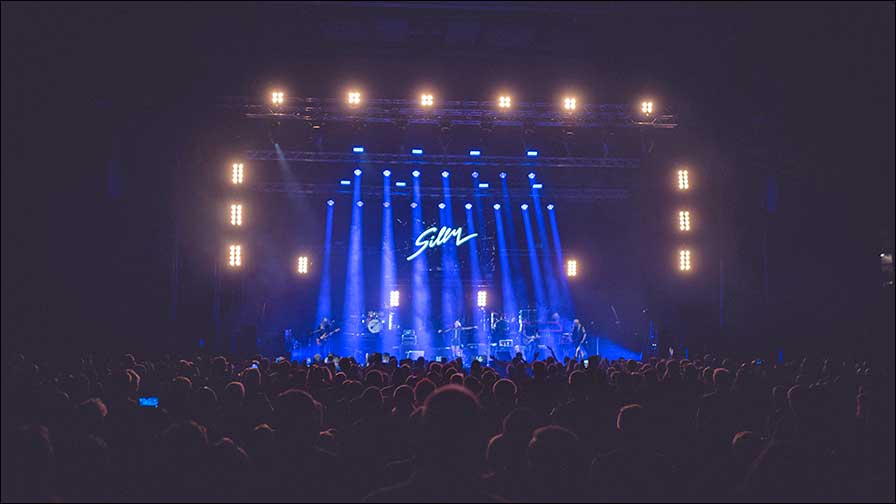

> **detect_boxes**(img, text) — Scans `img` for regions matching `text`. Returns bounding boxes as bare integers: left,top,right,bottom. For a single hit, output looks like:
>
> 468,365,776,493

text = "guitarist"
572,319,589,360
311,318,340,356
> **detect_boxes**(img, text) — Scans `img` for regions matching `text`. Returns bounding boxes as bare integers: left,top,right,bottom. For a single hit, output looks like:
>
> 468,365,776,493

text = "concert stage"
214,95,679,363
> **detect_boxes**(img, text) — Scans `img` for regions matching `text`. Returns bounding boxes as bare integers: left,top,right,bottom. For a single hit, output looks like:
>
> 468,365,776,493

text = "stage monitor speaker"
406,350,425,360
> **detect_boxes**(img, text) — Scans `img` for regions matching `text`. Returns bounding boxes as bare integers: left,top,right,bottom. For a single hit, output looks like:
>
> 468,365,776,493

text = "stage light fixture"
354,169,363,176
412,170,421,178
679,249,692,271
493,203,501,210
395,181,407,187
547,204,554,210
641,100,654,115
297,256,309,275
230,204,243,226
471,171,479,178
420,94,434,107
389,290,400,307
528,172,536,179
465,203,473,210
499,172,507,179
327,199,335,206
521,203,529,210
383,202,391,208
410,202,418,208
677,169,690,190
438,202,446,210
498,95,512,109
566,259,578,277
478,183,489,189
469,150,481,157
411,148,424,155
679,210,691,231
347,91,362,105
383,169,391,177
563,97,577,111
527,150,538,157
532,183,543,189
441,171,449,178
356,201,364,207
476,290,488,308
340,179,351,186
352,146,365,153
228,244,242,268
271,91,285,105
231,163,244,184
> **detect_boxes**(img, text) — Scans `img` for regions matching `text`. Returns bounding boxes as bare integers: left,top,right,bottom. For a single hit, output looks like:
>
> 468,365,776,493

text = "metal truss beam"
220,96,678,129
250,182,629,201
246,150,640,170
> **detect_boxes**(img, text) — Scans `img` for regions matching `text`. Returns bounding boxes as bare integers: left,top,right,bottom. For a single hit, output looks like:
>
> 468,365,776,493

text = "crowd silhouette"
2,350,893,502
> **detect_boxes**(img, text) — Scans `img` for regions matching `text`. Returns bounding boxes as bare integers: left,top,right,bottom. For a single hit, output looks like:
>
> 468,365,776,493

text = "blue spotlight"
356,200,364,207
438,202,446,210
465,203,473,210
411,148,424,155
412,170,421,178
493,203,501,210
472,171,479,178
527,150,539,157
383,169,391,177
410,202,418,208
547,203,554,210
532,183,543,189
352,146,365,153
383,201,391,208
478,182,490,189
340,179,351,186
528,172,536,179
441,170,449,178
354,169,362,176
469,150,481,156
395,181,407,187
327,199,335,206
521,203,529,210
499,172,507,179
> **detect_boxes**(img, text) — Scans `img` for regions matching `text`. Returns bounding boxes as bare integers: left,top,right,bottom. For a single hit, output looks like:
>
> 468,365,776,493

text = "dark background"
3,2,893,359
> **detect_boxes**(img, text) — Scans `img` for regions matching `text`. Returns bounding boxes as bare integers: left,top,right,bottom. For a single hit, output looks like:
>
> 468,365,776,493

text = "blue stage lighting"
493,203,501,210
527,150,539,157
438,202,446,210
395,181,407,187
469,150,481,157
499,172,507,179
383,169,391,177
327,199,335,206
547,203,554,210
383,201,391,208
356,201,364,207
521,203,529,210
354,169,362,176
412,170,421,178
353,146,364,153
532,183,543,189
478,182,490,189
465,203,473,210
340,179,351,186
410,202,418,208
528,172,536,179
441,171,449,178
472,171,479,178
411,148,423,155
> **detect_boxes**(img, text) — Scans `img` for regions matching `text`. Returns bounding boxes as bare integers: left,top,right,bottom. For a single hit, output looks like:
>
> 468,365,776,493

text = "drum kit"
362,310,384,335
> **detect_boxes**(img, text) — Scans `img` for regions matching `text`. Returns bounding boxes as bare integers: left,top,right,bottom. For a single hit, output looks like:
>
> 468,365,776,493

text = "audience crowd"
2,349,893,502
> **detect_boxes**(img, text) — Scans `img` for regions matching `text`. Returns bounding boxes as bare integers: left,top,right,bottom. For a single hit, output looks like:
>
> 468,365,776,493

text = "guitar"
315,328,340,346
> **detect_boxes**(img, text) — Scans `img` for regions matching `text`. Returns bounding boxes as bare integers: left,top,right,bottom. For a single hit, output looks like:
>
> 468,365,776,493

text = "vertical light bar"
229,204,243,226
679,210,691,231
231,163,244,184
677,169,690,191
389,290,400,307
566,259,578,277
228,244,242,268
476,290,487,308
297,256,309,275
679,249,692,272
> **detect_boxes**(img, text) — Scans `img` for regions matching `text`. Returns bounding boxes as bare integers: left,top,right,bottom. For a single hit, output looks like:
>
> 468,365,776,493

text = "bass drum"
366,318,383,334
